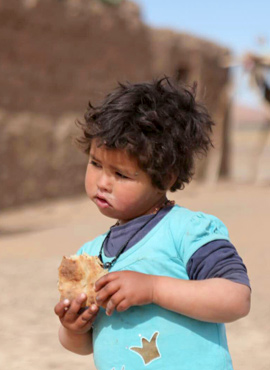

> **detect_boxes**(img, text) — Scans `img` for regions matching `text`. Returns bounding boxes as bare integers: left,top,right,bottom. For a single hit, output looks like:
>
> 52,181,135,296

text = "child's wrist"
151,275,159,306
62,325,93,337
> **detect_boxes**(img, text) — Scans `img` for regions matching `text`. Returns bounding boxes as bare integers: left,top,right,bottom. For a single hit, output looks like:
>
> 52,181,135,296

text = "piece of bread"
58,253,108,306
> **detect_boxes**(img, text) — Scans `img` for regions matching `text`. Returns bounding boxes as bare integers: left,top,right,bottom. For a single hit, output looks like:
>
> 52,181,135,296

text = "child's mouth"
95,196,111,209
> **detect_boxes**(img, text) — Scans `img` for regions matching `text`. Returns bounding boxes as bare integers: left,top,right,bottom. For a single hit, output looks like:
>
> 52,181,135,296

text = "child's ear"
166,173,177,190
157,174,177,193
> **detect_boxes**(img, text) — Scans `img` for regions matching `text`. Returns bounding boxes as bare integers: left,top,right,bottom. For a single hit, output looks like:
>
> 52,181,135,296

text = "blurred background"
0,1,269,369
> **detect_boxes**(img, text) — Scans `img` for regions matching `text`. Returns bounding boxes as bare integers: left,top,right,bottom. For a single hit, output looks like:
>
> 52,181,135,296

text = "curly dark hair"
76,77,214,191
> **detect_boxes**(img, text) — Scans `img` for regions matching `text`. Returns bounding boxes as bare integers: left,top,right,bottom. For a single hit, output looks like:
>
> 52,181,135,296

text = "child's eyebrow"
111,164,138,177
89,154,99,161
89,154,138,177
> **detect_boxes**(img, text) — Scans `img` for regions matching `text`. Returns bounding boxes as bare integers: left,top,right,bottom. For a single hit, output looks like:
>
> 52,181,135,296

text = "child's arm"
151,275,251,323
95,271,250,323
58,326,93,356
54,293,98,355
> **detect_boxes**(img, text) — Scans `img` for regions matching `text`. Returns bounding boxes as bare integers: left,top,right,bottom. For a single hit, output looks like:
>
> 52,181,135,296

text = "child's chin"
98,207,118,220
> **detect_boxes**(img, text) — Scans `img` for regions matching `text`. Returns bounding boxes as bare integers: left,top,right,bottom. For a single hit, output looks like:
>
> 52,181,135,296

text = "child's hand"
95,271,154,316
54,293,99,334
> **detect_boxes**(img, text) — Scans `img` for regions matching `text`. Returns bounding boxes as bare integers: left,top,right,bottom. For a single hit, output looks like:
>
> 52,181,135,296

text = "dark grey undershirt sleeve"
186,240,251,288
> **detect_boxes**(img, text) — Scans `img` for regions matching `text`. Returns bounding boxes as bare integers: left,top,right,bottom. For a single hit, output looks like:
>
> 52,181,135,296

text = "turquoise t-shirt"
77,205,234,370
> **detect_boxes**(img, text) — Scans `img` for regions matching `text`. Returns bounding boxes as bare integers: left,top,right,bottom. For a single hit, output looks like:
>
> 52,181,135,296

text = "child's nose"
97,172,112,192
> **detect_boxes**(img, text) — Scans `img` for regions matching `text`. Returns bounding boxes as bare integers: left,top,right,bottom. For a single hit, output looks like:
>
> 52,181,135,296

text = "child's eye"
90,160,101,168
116,172,129,179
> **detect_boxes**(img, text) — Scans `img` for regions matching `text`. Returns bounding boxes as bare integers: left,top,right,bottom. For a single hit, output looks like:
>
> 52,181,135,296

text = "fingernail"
63,299,70,305
91,304,97,311
80,293,86,299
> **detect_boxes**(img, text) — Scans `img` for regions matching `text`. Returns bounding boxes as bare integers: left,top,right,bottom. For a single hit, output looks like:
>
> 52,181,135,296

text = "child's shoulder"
171,204,226,223
170,204,222,222
169,205,229,239
168,205,230,264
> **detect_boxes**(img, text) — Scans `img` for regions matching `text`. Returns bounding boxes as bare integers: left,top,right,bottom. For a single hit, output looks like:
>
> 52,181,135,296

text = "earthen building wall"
0,0,231,209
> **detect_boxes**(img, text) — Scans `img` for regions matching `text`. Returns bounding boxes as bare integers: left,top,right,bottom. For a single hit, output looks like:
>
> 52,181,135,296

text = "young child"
54,78,251,370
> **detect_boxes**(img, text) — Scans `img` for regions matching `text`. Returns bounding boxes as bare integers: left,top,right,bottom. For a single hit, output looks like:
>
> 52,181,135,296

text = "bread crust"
58,254,108,306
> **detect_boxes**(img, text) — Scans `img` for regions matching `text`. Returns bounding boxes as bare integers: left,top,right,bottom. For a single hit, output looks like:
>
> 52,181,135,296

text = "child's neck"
117,197,174,226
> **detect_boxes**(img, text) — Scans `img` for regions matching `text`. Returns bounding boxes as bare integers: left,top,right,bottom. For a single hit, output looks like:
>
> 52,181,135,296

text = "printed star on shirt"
130,331,161,365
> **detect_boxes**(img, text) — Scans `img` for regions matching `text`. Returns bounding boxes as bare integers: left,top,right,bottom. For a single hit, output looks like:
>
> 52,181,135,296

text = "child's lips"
95,196,111,209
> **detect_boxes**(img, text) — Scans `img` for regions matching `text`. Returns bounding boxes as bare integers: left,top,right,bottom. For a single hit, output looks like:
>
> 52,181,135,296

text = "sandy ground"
0,182,269,370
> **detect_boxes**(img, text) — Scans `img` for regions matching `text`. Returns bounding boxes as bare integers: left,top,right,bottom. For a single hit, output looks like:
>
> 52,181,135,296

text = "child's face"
85,140,167,224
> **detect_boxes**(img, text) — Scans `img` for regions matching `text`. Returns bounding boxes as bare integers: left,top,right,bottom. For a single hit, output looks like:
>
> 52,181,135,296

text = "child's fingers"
65,293,87,322
95,280,120,307
115,299,130,313
95,272,118,291
79,304,99,325
54,299,70,318
105,292,125,316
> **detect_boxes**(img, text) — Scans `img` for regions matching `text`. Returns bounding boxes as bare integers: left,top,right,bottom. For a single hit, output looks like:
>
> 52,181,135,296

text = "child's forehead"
90,142,139,170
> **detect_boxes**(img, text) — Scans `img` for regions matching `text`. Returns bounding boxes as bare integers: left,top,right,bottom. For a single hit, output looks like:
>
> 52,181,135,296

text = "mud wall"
0,0,152,116
0,0,231,209
150,30,231,181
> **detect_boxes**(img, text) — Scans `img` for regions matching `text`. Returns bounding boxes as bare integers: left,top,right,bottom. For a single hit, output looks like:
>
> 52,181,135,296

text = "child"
54,78,251,370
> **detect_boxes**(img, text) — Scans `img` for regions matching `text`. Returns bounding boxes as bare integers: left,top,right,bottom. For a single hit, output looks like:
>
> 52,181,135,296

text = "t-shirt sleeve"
180,212,230,266
186,239,251,288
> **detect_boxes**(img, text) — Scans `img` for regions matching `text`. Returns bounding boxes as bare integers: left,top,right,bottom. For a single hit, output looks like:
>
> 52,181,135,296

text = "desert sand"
0,182,269,370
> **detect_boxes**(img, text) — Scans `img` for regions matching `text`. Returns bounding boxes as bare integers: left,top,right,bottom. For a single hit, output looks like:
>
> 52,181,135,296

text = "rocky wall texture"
0,109,86,207
0,0,152,116
0,0,231,209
